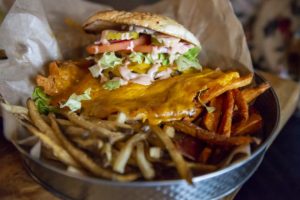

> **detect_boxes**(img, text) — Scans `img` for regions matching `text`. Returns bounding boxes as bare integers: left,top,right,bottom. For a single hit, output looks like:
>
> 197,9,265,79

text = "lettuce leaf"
99,52,123,69
60,88,92,112
102,80,121,91
89,64,102,78
32,87,56,114
175,47,201,72
129,52,169,65
129,52,144,64
144,54,154,64
158,53,169,65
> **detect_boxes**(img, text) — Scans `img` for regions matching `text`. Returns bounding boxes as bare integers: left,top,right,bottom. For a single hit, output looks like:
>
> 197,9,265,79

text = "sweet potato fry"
241,83,270,103
48,114,139,181
232,112,263,136
202,96,223,132
218,91,234,137
233,89,249,121
171,121,253,146
151,125,192,184
198,147,212,163
200,74,253,104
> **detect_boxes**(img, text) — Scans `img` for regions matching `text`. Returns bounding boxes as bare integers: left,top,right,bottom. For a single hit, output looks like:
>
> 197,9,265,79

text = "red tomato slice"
133,45,153,53
86,35,149,54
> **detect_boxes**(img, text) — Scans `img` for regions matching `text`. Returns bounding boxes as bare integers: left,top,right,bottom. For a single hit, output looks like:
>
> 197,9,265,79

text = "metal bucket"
12,73,280,200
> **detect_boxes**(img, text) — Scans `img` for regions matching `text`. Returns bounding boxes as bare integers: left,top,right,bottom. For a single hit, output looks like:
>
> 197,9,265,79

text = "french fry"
241,83,270,103
151,125,192,184
232,112,263,136
218,91,234,137
102,143,112,167
113,133,146,173
27,99,61,144
147,132,165,148
56,118,74,126
136,142,155,180
48,114,139,182
1,102,30,122
65,126,90,137
22,122,80,168
149,147,162,159
198,147,212,163
1,103,28,115
163,125,175,138
200,74,253,104
71,138,103,150
232,89,249,121
202,96,223,132
85,117,133,132
171,121,254,146
61,111,124,143
67,166,86,176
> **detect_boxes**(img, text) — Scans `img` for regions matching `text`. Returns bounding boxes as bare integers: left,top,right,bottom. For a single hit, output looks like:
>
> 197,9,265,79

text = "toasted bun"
83,10,200,47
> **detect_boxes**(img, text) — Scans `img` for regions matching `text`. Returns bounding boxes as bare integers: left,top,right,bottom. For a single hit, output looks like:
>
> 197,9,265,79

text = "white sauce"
126,41,135,51
129,25,155,34
155,68,172,80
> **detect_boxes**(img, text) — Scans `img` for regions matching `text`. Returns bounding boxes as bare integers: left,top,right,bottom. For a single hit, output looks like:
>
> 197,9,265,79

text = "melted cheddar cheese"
38,63,239,124
82,69,239,124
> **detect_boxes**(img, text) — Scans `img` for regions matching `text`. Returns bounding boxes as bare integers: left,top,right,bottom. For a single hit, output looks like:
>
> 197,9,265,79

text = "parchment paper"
0,0,253,141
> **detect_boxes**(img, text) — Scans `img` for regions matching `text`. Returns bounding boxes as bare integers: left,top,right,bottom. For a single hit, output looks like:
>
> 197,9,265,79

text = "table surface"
0,71,299,200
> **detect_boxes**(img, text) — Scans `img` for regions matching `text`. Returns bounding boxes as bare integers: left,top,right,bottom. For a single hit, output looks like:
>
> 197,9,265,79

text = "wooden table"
0,72,299,200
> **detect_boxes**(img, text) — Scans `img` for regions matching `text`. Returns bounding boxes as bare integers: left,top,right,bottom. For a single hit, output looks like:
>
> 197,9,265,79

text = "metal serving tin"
12,74,280,200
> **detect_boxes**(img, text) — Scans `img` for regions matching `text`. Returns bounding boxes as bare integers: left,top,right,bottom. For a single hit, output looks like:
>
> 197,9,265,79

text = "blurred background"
0,0,299,199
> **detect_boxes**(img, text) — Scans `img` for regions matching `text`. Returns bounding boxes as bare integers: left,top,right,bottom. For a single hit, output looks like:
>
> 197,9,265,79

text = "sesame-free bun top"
83,10,200,47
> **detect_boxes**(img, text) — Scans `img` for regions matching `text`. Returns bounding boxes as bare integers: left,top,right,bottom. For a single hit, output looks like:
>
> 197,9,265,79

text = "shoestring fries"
1,75,270,183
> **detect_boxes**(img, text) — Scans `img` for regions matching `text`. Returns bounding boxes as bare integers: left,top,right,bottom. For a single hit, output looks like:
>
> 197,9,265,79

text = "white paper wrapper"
0,0,252,150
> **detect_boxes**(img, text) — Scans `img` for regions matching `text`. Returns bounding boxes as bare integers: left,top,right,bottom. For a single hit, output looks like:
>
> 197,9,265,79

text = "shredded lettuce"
89,64,102,78
158,53,169,65
175,47,201,72
144,54,154,64
103,80,121,91
183,47,200,60
60,88,92,112
98,52,123,69
32,87,56,114
129,52,144,64
129,52,169,65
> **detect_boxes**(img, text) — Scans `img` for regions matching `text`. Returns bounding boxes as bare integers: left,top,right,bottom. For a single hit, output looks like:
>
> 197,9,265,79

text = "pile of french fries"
1,75,270,183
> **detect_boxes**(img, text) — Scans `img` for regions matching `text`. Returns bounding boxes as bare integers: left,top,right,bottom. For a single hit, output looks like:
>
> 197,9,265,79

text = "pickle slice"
103,30,139,40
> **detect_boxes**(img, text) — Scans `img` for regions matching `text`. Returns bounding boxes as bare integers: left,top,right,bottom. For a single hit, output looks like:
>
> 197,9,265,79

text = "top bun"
83,10,200,47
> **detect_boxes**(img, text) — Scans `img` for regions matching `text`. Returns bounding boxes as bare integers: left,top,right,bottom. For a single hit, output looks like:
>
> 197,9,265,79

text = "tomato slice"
86,35,149,54
133,45,153,53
